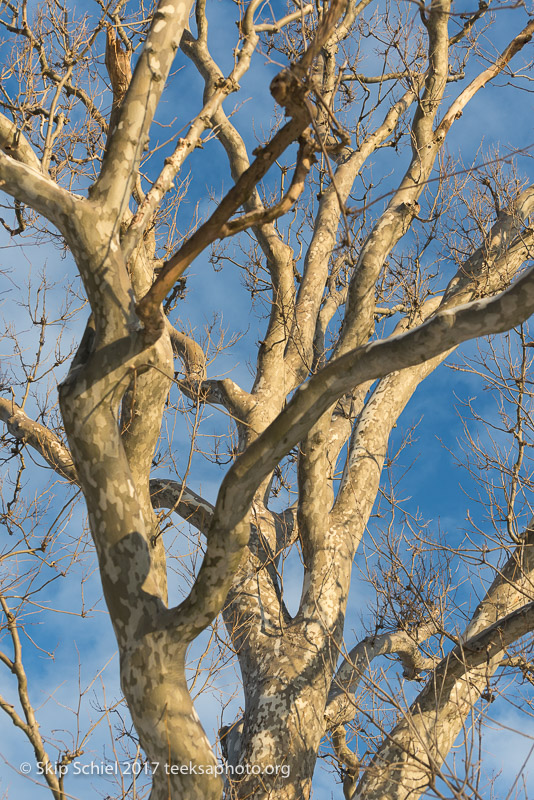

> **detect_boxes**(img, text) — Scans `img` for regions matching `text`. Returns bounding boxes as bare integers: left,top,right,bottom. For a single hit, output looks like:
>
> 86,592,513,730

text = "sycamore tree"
1,0,534,798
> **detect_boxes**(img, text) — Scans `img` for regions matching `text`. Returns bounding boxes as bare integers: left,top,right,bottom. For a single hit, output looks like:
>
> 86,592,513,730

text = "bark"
351,532,534,800
1,2,534,800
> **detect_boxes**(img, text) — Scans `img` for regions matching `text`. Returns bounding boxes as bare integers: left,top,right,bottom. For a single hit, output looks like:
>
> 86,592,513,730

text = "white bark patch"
105,484,124,519
95,219,111,237
84,469,98,489
182,491,213,513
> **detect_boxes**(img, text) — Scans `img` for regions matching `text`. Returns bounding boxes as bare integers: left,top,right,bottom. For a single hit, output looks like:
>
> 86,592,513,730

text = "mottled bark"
2,2,534,800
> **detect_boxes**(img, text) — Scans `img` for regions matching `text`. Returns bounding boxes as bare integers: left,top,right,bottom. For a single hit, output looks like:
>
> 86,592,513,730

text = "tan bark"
1,3,534,800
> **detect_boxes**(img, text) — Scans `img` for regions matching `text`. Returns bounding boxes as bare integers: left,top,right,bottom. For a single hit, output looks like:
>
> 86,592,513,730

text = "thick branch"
122,2,261,260
462,524,534,641
0,398,77,481
297,172,532,626
436,19,534,140
353,600,534,800
169,326,207,384
353,523,534,800
175,253,534,627
330,186,534,540
150,479,214,535
441,185,534,307
0,151,77,230
0,397,216,536
91,0,195,219
326,625,437,727
104,24,132,148
0,113,41,170
136,0,350,340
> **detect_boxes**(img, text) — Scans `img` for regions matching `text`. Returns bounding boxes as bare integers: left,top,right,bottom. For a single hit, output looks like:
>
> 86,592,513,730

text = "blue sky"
1,0,534,798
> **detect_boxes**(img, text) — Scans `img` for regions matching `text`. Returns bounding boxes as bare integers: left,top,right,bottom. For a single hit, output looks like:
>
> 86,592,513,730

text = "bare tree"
1,1,534,799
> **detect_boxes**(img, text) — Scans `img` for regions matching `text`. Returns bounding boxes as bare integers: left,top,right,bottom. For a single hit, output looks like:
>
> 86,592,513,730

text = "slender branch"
286,81,422,380
436,19,534,140
218,133,316,238
180,11,299,395
135,113,310,339
253,4,314,33
334,9,533,363
18,0,109,132
0,597,63,799
341,69,465,84
169,324,254,414
41,66,73,173
449,0,493,46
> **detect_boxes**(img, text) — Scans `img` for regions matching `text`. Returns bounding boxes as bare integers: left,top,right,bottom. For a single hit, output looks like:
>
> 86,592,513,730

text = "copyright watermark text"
19,760,291,779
